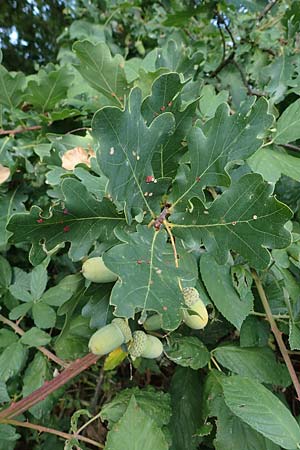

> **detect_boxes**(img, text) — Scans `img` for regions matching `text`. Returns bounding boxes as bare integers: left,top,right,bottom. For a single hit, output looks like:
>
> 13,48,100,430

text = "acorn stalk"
82,256,118,283
89,318,132,356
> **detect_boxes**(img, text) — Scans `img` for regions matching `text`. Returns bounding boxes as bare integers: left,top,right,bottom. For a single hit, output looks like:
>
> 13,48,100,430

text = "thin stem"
1,418,104,448
77,410,102,435
0,353,99,419
279,143,300,153
163,219,183,291
257,0,278,21
250,311,290,319
0,125,42,136
252,270,300,400
0,314,68,368
211,355,222,372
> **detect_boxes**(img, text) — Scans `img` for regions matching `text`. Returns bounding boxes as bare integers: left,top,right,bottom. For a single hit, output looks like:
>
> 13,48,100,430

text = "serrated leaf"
7,178,125,263
100,387,171,429
200,254,252,329
22,353,52,419
164,335,210,369
223,375,300,449
104,225,198,330
0,424,20,441
92,87,175,222
0,342,27,382
25,65,73,112
169,367,202,450
0,255,12,288
248,146,300,183
213,345,290,386
30,260,48,300
0,66,25,109
20,327,51,347
240,316,270,347
73,40,129,107
172,98,273,205
105,395,168,450
32,302,56,329
0,382,10,403
171,173,292,269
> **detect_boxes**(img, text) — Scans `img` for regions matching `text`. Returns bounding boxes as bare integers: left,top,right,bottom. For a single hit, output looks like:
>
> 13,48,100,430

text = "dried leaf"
61,146,93,170
0,165,10,184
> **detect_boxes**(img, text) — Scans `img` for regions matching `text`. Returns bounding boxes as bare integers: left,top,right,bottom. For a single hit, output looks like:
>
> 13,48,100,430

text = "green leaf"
20,327,51,347
32,302,56,329
0,424,20,441
30,260,48,300
100,387,171,429
105,395,168,450
0,342,27,382
200,254,252,329
41,274,81,307
25,65,73,112
0,329,18,348
223,375,300,449
0,382,10,403
73,40,129,107
164,335,210,369
240,316,270,347
0,255,12,289
0,188,27,249
199,85,229,120
171,173,292,270
169,367,202,450
22,353,52,419
172,98,273,205
104,225,198,330
248,146,300,183
81,284,111,329
274,99,300,144
7,178,125,264
213,345,290,386
92,87,175,222
0,66,25,109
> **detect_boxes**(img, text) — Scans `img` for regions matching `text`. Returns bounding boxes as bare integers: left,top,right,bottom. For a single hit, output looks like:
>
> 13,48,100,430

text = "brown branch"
210,51,235,78
257,0,279,21
252,270,300,400
0,125,42,136
1,418,104,448
0,352,99,419
0,314,68,368
232,60,266,96
279,143,300,152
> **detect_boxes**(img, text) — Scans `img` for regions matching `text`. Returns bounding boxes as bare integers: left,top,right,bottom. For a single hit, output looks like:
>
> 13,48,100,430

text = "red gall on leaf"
36,218,43,224
63,225,70,233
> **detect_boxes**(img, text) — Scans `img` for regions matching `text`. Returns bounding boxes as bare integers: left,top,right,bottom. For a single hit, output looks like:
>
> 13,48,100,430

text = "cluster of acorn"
82,257,209,360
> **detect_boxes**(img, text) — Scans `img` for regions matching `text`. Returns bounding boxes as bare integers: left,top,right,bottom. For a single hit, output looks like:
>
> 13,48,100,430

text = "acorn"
129,331,163,359
89,318,132,356
143,314,163,331
182,287,208,330
82,256,118,283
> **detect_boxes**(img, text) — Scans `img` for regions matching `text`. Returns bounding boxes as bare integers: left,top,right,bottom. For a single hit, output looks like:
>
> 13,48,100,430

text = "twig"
210,51,235,78
0,352,99,419
232,60,266,96
279,143,300,152
0,314,68,368
252,270,300,400
0,418,104,448
90,368,104,414
0,125,42,136
258,0,279,21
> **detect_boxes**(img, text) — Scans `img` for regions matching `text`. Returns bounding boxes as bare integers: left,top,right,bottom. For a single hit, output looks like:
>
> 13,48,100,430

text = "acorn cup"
129,331,163,359
82,256,118,283
89,318,132,356
182,287,209,330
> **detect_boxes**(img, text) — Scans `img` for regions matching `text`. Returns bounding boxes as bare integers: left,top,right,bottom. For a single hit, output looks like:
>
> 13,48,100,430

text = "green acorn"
182,287,208,330
82,256,118,283
89,318,132,356
143,314,163,331
129,331,163,359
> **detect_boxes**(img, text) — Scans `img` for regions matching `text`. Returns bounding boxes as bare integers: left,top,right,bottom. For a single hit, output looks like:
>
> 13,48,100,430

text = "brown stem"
279,143,300,152
0,125,42,136
0,314,68,368
252,270,300,400
210,51,235,78
0,353,99,419
1,418,104,448
257,0,278,21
